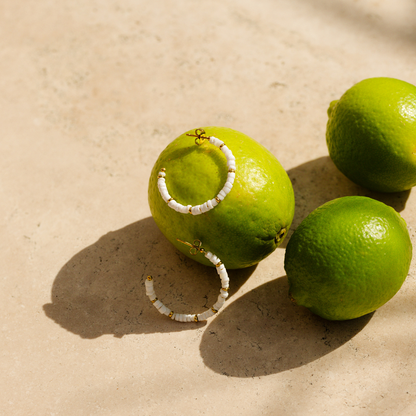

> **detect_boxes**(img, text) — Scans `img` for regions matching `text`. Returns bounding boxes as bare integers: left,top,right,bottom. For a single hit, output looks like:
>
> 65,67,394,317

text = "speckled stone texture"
2,1,416,415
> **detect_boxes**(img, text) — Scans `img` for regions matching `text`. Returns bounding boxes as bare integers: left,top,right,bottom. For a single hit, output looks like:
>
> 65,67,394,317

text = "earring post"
176,238,205,255
186,128,209,145
176,238,194,248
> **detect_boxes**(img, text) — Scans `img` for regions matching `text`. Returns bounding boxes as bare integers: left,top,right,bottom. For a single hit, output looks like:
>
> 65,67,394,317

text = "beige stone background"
2,0,416,414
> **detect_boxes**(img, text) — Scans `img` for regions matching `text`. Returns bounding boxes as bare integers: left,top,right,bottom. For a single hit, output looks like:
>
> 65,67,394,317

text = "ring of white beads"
145,251,229,323
157,136,236,215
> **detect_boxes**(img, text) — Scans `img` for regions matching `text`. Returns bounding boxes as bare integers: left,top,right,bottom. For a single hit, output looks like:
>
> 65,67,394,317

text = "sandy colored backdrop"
2,0,416,415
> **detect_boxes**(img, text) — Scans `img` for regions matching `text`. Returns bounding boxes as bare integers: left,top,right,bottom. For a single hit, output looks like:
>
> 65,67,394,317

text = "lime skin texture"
148,126,295,269
326,77,416,193
284,196,412,321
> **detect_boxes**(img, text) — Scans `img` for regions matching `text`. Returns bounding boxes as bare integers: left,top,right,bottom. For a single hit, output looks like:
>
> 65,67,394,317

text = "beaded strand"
145,247,229,322
157,134,236,215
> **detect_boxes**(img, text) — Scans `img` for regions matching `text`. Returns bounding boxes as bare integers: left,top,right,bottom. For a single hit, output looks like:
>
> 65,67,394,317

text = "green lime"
326,77,416,192
148,126,295,269
284,196,412,320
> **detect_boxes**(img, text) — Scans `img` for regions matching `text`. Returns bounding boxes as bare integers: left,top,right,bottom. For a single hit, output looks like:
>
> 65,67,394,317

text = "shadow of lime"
279,156,411,249
43,217,255,338
200,275,373,377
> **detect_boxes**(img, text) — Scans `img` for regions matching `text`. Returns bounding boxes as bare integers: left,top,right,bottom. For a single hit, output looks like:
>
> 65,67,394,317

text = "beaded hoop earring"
157,129,236,215
145,239,229,322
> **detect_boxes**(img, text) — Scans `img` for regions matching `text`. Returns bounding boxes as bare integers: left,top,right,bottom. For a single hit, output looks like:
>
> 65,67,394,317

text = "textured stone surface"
2,0,416,414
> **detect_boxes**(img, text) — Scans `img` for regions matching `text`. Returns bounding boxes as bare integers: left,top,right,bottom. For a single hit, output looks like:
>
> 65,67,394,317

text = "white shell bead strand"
145,250,229,322
157,136,236,215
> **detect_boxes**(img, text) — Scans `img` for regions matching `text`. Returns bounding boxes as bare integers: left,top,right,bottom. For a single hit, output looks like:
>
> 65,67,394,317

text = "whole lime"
326,77,416,192
284,196,412,320
148,126,295,269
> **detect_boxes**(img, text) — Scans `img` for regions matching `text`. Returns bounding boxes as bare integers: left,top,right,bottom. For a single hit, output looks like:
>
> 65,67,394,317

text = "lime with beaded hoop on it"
148,126,295,269
145,127,294,322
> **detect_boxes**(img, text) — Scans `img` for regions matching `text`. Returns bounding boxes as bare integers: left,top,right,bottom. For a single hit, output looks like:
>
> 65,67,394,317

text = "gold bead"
188,206,193,214
221,287,229,291
147,275,153,281
228,168,236,173
219,143,226,149
215,197,221,203
168,311,174,318
167,198,173,203
157,174,163,178
151,297,158,303
216,262,222,267
194,315,199,322
161,168,166,172
211,307,218,314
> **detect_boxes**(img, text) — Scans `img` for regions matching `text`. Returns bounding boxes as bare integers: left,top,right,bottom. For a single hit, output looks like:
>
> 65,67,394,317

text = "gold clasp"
186,128,209,146
177,238,206,255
